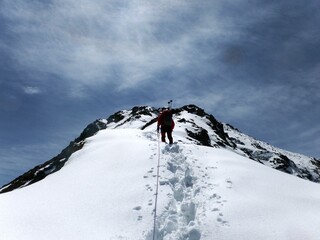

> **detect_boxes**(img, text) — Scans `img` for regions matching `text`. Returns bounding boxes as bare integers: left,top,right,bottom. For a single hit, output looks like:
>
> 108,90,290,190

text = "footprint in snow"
225,178,233,188
217,217,229,226
145,184,153,191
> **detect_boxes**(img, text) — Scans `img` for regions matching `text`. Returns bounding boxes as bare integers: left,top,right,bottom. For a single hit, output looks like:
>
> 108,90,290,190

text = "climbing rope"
152,132,161,240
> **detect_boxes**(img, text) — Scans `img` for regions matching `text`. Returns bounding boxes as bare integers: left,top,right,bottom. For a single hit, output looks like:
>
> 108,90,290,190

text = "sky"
0,0,319,187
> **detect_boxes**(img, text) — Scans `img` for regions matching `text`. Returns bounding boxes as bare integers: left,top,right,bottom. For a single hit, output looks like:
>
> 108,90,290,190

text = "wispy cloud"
0,0,273,93
22,86,42,95
1,0,319,137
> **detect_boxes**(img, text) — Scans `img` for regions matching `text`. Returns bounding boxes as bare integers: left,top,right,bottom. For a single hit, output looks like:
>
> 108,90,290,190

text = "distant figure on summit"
157,108,175,144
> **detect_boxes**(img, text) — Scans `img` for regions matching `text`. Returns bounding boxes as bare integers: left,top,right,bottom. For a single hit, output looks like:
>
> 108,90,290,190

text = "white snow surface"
1,114,320,239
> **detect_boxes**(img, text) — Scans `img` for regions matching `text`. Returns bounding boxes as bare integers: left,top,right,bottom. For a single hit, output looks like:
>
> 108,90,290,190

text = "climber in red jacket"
157,108,175,144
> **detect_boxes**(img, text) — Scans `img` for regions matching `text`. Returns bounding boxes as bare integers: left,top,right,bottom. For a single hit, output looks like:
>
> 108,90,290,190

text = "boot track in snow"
150,143,201,240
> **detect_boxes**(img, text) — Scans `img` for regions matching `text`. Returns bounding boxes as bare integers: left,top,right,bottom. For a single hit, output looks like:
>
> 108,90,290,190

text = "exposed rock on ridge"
1,104,319,194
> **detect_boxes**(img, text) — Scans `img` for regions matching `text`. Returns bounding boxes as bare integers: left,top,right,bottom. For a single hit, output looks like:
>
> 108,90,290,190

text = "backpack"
162,110,172,126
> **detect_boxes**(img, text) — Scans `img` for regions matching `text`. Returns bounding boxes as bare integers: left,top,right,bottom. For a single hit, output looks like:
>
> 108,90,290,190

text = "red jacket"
157,110,175,129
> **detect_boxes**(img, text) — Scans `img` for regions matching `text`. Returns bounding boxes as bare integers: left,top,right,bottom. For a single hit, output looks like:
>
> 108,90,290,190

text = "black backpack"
162,111,172,126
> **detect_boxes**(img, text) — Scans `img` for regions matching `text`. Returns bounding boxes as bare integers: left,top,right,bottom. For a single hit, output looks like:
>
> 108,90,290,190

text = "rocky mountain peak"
1,104,319,194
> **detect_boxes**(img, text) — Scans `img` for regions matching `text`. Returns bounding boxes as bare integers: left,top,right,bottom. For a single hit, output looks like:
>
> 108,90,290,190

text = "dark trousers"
161,125,173,144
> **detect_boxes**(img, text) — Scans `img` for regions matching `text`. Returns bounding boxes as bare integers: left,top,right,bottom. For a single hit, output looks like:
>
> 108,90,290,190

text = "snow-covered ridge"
2,105,320,239
224,124,320,182
2,125,320,239
1,104,319,194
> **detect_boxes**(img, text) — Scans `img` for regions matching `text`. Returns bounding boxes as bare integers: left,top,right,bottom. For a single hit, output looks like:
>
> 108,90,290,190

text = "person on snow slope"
157,108,175,144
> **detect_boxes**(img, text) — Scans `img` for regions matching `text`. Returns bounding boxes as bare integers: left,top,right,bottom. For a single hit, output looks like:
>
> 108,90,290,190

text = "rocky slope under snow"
1,104,319,194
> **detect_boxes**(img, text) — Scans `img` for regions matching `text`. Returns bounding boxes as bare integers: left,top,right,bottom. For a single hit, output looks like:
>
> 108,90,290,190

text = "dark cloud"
230,1,320,80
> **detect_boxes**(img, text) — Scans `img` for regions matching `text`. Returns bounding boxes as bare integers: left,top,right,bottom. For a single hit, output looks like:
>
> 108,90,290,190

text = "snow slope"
2,105,318,194
1,120,320,239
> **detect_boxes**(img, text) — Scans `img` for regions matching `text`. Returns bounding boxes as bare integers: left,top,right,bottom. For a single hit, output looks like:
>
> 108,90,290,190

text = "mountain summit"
1,104,319,194
1,104,320,240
